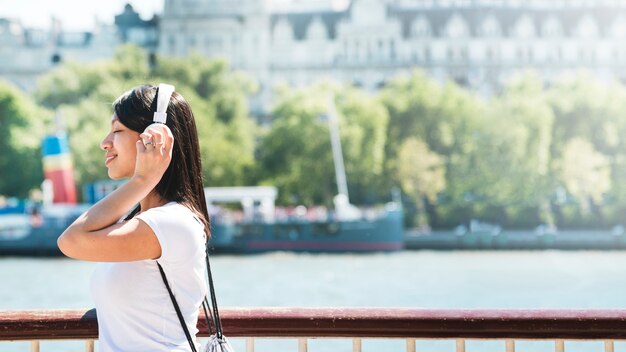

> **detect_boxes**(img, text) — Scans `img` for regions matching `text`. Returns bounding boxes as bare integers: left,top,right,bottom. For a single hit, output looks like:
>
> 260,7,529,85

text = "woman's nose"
101,133,113,150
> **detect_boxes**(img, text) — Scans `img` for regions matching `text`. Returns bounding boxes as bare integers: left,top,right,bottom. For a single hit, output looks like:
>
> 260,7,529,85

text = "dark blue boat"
0,204,88,255
209,205,404,253
0,195,405,255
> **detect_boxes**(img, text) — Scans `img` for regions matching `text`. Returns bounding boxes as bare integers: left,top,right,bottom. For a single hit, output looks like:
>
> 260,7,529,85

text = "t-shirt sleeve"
135,205,204,263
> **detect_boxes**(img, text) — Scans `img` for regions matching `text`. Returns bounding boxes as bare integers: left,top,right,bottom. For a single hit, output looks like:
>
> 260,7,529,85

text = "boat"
206,187,404,253
204,94,405,253
0,128,90,255
0,188,404,255
0,203,89,255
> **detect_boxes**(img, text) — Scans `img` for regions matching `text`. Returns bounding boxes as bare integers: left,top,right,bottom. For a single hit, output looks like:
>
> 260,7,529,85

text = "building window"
516,46,533,63
486,47,494,62
460,47,468,60
168,35,175,51
517,47,524,62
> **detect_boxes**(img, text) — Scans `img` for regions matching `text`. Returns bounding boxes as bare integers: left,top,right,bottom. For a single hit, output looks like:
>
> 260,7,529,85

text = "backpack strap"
157,261,199,352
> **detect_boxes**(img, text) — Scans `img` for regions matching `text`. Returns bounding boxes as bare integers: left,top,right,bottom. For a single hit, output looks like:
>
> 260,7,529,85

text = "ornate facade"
3,1,626,105
0,4,156,91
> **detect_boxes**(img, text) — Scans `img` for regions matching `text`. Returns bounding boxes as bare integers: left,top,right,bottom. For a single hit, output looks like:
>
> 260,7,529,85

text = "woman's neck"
139,191,168,212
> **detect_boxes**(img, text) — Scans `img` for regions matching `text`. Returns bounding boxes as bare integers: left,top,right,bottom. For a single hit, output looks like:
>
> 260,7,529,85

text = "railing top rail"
3,308,626,340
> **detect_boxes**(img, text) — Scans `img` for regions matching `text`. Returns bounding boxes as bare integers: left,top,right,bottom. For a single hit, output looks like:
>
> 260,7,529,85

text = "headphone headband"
153,83,175,124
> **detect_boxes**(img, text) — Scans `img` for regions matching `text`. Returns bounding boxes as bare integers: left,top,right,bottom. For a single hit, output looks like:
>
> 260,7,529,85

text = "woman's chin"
107,169,127,180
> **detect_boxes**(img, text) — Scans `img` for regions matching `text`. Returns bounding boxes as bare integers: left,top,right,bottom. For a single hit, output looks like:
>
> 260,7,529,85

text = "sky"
0,0,164,30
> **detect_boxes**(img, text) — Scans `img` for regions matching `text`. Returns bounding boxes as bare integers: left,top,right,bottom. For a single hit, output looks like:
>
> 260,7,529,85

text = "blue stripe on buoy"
42,134,70,156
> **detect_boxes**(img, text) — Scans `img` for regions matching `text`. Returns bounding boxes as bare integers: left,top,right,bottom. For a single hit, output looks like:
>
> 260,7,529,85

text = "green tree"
395,138,445,227
481,73,555,224
152,54,257,185
0,81,51,197
557,138,611,215
33,45,257,194
381,70,487,225
547,72,626,225
258,82,388,205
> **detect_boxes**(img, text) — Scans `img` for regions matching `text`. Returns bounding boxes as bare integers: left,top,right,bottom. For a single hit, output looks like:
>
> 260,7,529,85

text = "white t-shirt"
90,202,208,352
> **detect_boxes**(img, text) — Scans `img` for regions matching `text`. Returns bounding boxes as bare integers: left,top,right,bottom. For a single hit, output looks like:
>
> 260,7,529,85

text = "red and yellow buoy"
42,133,77,204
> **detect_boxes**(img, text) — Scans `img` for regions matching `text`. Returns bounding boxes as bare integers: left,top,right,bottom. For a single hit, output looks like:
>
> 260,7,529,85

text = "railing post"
352,337,362,352
406,338,416,352
456,339,466,352
298,338,308,352
246,337,255,352
85,339,94,352
30,341,39,352
555,339,565,352
506,339,515,352
605,340,615,352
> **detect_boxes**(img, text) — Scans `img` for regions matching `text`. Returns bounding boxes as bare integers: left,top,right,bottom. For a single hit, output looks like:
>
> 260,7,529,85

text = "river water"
2,250,626,352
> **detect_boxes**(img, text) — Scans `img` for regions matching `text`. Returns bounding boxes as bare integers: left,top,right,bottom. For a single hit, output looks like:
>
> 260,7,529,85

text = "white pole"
326,93,350,201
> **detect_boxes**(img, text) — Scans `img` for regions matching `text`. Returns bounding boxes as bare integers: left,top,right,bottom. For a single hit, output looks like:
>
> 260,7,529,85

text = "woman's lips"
105,155,117,166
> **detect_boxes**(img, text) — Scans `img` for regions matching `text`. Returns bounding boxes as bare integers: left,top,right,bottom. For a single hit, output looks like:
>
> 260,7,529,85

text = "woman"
58,84,210,351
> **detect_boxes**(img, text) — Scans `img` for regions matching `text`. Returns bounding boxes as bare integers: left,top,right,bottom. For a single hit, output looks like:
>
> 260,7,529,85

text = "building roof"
390,3,625,38
270,0,626,40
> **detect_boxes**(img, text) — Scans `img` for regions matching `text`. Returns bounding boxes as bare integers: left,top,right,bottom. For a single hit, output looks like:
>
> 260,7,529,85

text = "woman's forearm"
68,177,156,233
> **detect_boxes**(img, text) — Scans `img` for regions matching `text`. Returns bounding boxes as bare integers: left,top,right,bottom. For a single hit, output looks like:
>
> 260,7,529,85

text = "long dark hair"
113,84,211,240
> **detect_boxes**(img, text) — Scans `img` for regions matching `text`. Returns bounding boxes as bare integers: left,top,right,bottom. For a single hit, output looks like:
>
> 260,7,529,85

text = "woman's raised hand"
132,123,174,185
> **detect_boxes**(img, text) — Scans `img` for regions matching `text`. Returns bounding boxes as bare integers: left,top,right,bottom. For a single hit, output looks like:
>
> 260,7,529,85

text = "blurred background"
4,1,626,351
4,0,626,230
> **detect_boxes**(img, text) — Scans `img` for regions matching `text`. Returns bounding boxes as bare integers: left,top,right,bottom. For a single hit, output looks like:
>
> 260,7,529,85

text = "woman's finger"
136,139,146,153
161,125,174,152
144,124,170,148
152,129,165,146
139,132,153,147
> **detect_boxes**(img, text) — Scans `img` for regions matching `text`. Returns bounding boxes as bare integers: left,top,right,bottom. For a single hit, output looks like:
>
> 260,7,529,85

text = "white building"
157,0,626,101
0,4,157,91
3,0,626,104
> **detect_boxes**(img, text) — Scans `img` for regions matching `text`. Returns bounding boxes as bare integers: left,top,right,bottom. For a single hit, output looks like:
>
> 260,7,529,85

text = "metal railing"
2,308,626,352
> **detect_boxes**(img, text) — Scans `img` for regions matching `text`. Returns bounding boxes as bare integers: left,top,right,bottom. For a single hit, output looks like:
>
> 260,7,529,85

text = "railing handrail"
3,308,626,341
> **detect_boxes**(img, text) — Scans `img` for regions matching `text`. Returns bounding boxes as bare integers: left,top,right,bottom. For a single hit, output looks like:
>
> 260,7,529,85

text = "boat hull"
0,207,405,255
210,209,405,253
0,222,71,256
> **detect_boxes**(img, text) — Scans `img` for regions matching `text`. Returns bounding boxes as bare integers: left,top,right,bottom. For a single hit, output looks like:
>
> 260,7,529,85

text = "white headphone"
153,83,175,124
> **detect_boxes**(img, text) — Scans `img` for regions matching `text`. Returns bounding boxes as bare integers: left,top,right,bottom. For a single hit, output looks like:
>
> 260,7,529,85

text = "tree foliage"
0,81,50,197
7,48,626,229
257,82,388,205
22,45,259,200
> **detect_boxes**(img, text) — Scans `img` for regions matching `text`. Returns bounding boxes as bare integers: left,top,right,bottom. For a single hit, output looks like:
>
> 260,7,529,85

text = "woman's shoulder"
136,202,206,261
139,202,204,231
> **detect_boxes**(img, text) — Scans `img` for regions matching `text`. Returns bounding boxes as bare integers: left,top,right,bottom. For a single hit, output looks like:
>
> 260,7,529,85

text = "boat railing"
2,308,626,352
